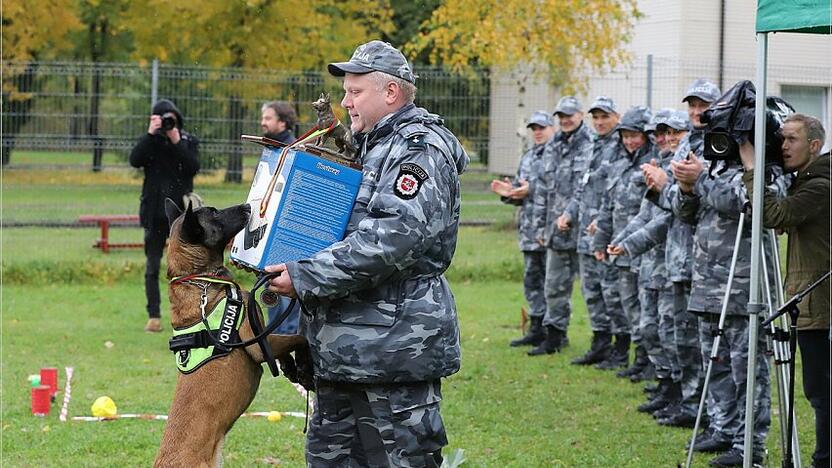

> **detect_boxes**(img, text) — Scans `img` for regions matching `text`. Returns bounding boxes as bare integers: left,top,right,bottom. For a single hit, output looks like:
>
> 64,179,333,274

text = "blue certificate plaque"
230,144,362,271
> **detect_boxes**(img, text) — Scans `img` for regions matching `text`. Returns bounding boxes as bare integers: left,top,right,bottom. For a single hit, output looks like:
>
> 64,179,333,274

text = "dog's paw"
277,354,299,383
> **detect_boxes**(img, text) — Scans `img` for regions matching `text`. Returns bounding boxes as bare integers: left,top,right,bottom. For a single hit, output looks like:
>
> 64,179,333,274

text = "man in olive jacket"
741,113,830,468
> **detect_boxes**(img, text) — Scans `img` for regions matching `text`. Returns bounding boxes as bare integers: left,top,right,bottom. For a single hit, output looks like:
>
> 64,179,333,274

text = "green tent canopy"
756,0,832,34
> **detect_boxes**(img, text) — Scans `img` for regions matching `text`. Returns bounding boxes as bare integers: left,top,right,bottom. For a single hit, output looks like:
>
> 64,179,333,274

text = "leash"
168,272,299,377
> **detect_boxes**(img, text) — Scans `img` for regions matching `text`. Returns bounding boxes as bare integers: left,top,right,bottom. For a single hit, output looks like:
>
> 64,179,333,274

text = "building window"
780,85,830,151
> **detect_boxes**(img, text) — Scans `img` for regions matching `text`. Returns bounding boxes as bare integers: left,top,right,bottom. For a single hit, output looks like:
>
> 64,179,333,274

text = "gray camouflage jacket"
615,147,674,289
643,131,703,283
286,104,469,383
564,129,620,255
673,161,787,316
502,142,547,252
593,140,655,270
533,123,593,250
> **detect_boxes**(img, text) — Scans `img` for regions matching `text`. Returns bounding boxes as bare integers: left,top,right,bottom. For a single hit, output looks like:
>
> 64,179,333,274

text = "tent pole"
744,31,768,468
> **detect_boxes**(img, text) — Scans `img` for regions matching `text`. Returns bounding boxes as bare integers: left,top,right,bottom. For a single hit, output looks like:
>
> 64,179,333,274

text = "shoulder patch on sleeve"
407,134,427,150
394,163,429,200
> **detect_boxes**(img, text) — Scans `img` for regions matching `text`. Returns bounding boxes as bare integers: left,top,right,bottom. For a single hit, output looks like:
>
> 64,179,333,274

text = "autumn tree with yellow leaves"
1,0,81,165
407,0,641,91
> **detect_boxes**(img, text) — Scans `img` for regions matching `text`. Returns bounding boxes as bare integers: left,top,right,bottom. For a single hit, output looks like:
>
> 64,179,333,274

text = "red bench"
78,215,143,253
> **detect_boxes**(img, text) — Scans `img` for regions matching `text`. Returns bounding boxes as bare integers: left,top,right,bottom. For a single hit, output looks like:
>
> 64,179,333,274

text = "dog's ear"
181,201,204,243
165,198,183,227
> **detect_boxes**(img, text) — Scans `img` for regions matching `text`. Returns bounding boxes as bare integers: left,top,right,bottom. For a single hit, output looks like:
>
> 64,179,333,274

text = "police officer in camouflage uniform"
496,111,556,347
558,96,626,365
529,97,593,355
612,110,689,415
592,106,654,371
638,80,727,435
642,81,722,432
671,105,786,466
266,40,468,468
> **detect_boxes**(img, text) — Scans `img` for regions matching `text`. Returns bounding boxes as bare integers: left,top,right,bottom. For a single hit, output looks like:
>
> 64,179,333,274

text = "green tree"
1,0,80,165
125,0,393,182
72,0,134,171
383,0,441,63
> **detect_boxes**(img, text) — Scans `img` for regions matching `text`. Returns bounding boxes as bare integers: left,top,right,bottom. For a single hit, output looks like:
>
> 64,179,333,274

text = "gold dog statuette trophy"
305,92,357,161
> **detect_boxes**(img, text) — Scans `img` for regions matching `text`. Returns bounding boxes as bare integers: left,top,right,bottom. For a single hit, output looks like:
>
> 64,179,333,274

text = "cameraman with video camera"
130,99,200,333
740,114,830,468
671,81,795,466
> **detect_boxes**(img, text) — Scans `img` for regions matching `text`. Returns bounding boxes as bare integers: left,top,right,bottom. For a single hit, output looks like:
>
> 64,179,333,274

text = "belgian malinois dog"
154,200,312,467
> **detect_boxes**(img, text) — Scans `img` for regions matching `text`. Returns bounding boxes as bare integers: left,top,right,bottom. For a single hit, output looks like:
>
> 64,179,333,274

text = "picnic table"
77,215,143,253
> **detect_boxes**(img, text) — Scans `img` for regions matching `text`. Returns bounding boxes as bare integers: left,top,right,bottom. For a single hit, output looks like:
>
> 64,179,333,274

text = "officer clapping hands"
670,151,704,193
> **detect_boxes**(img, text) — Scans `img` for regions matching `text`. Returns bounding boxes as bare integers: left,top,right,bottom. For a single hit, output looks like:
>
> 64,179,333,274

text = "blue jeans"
267,296,300,334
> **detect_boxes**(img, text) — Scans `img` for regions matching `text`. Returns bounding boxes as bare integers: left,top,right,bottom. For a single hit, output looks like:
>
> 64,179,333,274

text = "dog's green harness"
168,275,245,374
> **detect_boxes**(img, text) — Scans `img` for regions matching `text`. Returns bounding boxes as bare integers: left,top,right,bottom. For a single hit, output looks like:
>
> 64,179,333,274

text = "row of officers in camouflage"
492,78,828,468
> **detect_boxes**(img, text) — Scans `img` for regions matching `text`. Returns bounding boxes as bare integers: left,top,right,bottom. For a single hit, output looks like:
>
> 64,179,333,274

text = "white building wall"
488,0,832,173
488,71,558,176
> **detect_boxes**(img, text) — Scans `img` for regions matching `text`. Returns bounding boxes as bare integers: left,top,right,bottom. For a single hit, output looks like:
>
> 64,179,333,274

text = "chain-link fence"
1,60,491,176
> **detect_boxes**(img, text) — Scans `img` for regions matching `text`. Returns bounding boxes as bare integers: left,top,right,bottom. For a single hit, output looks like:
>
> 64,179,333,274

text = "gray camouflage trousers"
640,287,677,380
577,254,623,333
698,315,771,450
523,251,547,319
617,268,640,343
598,261,629,335
542,248,578,331
673,282,703,416
307,381,446,467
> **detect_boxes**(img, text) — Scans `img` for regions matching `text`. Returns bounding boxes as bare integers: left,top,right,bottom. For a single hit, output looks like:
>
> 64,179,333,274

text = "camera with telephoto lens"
160,112,177,132
702,80,794,177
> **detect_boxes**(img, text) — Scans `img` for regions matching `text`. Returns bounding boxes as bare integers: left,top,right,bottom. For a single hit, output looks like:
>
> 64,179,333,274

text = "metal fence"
1,60,491,176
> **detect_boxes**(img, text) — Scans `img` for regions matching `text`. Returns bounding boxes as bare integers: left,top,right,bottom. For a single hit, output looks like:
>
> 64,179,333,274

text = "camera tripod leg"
761,256,790,459
685,212,746,468
763,232,802,468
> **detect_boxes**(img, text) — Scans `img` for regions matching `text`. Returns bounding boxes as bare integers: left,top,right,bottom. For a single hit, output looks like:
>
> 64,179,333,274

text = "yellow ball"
267,411,282,422
91,396,118,418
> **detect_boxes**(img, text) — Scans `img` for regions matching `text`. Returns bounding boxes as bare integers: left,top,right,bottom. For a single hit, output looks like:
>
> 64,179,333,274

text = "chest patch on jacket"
394,163,428,200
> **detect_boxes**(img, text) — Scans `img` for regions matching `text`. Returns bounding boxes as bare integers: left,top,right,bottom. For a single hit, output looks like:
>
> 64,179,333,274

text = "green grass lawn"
0,158,816,467
0,277,816,467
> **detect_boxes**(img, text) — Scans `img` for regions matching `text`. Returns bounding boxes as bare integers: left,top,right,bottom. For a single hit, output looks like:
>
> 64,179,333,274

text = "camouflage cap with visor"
588,96,617,114
328,40,417,83
682,79,721,104
554,96,582,116
527,110,555,128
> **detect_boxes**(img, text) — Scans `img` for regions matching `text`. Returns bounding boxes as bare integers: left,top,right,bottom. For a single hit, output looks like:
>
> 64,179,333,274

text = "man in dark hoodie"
741,113,830,468
129,99,200,332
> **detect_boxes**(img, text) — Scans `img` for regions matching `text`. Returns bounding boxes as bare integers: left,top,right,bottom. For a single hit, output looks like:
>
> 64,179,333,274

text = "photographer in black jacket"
129,99,200,332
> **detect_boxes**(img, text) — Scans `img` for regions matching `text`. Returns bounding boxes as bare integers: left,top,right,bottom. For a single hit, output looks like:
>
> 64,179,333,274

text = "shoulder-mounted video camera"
702,80,795,177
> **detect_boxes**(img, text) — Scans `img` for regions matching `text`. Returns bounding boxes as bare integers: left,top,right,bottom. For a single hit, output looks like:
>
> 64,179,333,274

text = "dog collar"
168,278,245,374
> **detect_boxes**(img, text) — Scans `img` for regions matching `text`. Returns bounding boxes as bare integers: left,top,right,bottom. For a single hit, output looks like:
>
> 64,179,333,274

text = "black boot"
571,331,612,365
528,326,565,356
595,334,630,370
616,344,646,377
638,379,681,413
510,316,545,347
630,362,656,382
